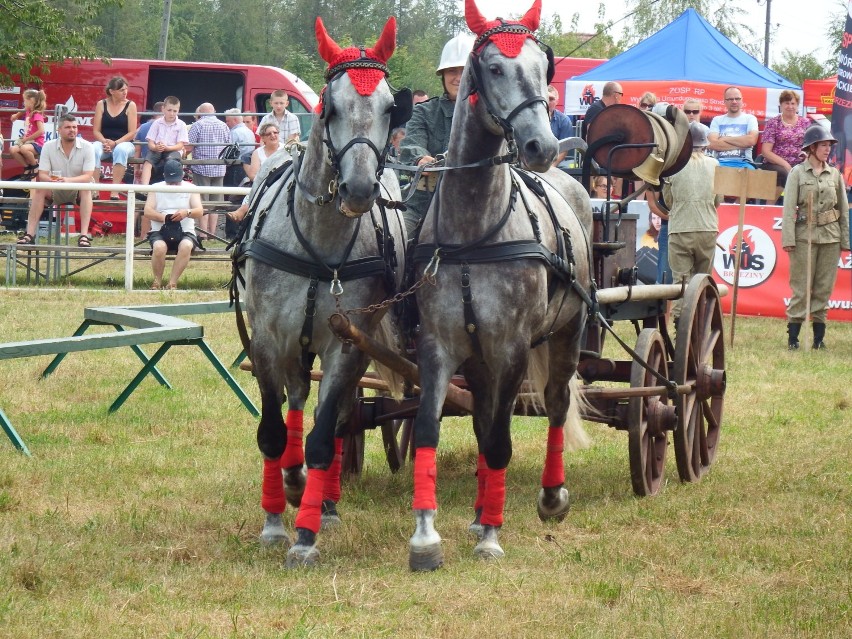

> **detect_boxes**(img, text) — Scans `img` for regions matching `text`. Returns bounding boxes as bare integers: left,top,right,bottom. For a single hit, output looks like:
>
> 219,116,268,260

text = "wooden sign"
712,166,778,346
713,166,777,200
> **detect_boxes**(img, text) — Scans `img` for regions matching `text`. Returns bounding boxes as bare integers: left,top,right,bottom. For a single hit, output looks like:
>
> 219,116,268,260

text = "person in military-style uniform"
781,125,850,350
399,33,474,236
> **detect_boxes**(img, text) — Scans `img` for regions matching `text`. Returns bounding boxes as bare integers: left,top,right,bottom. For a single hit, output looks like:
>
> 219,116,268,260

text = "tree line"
0,0,842,94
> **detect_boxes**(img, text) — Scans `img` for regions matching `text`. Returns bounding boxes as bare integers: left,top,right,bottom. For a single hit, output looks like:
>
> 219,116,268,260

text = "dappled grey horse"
234,16,410,568
407,0,594,570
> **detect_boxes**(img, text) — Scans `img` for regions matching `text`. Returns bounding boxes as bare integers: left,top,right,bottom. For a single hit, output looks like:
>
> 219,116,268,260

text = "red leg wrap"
541,425,565,488
261,457,286,514
481,467,506,527
294,468,326,533
323,437,343,503
474,454,488,511
280,409,304,469
412,447,438,510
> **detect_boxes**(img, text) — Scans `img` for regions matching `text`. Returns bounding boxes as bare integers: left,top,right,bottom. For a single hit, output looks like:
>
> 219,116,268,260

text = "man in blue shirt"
547,85,574,169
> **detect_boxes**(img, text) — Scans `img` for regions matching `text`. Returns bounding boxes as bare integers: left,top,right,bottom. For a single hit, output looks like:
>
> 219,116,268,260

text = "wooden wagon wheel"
628,328,675,496
672,274,726,483
381,418,413,473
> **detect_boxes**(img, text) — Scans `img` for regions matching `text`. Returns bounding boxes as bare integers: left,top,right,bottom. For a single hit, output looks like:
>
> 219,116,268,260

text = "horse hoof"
409,543,443,572
473,524,504,560
537,486,570,522
473,539,505,560
284,465,307,508
286,545,320,568
321,499,342,530
259,512,290,546
285,528,319,568
468,507,483,538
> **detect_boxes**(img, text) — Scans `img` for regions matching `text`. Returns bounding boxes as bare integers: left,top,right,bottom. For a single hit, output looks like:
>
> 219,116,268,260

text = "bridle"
295,51,412,208
465,21,556,149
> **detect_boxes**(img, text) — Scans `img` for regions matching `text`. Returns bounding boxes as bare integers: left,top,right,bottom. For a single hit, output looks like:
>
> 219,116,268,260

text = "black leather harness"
412,167,596,361
230,153,399,371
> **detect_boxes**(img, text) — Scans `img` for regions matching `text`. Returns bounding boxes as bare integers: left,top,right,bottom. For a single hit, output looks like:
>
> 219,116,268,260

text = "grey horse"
236,16,409,568
407,0,594,570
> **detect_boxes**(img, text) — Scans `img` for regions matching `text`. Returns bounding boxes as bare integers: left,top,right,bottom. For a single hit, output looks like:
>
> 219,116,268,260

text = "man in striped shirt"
187,102,231,238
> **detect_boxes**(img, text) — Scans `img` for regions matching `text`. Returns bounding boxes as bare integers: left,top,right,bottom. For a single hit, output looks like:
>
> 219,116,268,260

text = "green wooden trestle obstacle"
0,301,257,455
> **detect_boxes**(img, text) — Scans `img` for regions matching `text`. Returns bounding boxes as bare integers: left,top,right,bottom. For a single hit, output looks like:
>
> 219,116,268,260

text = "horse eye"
488,64,502,76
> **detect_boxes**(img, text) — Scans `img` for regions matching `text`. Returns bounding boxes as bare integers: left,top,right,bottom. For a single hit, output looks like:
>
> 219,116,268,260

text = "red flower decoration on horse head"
315,17,396,96
465,0,541,58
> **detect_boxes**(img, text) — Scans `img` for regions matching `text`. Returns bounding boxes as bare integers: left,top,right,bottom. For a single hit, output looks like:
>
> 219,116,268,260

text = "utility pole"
763,0,771,67
158,0,173,60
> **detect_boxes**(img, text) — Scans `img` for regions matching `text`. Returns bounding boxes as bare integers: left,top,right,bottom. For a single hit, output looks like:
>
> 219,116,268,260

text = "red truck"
1,56,319,179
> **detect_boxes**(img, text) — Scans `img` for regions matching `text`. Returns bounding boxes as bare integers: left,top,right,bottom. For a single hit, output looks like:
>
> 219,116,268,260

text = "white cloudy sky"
460,0,842,69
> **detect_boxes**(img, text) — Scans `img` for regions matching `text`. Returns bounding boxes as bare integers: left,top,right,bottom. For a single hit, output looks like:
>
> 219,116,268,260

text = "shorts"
148,230,202,254
146,150,182,166
51,189,79,205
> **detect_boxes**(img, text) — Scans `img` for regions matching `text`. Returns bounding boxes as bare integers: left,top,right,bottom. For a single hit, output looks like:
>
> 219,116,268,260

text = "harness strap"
242,238,390,283
461,263,486,366
413,239,573,279
300,277,320,371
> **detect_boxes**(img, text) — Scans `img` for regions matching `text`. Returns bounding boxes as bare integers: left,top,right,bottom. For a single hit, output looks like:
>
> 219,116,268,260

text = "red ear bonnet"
465,0,540,58
315,16,396,96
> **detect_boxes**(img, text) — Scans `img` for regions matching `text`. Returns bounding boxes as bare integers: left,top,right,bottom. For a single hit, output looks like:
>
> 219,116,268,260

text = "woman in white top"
246,122,284,181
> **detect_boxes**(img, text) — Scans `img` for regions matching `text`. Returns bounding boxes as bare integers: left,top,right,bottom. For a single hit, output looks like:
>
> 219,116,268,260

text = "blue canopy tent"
564,8,799,120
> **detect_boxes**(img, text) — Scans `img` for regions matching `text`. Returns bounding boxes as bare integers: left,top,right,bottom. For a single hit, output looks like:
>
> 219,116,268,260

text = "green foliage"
0,0,123,84
772,50,834,86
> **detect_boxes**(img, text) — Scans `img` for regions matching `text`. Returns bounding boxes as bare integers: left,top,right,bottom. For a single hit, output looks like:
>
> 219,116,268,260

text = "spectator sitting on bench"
143,159,204,290
91,76,138,200
139,96,188,200
17,114,96,247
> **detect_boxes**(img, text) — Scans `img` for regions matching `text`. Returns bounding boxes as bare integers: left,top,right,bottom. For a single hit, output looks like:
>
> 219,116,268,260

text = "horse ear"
315,17,343,64
371,16,397,64
519,0,542,31
465,0,488,35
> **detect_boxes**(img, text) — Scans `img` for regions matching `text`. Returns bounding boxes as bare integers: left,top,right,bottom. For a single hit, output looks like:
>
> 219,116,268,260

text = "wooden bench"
0,301,257,455
2,242,232,285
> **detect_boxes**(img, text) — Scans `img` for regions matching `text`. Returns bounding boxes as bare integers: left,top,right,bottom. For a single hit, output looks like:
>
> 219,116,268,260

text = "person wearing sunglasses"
708,86,759,170
682,99,702,124
638,91,656,111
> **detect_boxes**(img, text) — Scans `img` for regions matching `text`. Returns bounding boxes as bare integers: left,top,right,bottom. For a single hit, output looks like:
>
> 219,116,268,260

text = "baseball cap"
163,159,183,183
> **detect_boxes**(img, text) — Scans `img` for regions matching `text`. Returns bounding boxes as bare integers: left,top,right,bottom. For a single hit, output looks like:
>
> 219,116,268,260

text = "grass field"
0,288,850,638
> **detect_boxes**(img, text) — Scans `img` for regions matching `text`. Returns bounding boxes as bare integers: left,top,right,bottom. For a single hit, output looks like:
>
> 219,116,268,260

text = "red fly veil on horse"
314,16,397,114
465,0,541,56
464,0,542,107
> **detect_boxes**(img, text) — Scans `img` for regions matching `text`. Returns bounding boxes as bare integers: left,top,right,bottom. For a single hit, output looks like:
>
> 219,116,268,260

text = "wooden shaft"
327,313,473,413
729,170,748,346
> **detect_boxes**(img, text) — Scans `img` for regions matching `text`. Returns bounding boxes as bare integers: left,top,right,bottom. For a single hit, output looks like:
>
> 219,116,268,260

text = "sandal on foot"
77,234,92,247
16,233,35,245
150,283,161,290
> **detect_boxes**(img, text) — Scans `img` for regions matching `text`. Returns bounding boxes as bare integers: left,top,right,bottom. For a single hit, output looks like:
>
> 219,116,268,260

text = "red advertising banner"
713,204,852,321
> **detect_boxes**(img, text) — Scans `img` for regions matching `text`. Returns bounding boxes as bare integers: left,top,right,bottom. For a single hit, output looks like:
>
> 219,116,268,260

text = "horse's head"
315,17,412,217
464,0,557,171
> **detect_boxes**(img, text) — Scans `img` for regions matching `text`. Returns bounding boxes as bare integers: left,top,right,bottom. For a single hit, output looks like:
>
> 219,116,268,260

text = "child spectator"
259,90,300,144
139,96,188,197
9,89,47,179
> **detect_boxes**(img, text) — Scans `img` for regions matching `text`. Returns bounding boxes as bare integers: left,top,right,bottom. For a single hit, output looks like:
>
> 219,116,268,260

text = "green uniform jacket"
399,96,455,165
781,161,850,250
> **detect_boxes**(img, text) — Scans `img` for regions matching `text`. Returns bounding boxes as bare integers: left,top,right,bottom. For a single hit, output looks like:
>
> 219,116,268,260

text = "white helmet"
436,33,475,75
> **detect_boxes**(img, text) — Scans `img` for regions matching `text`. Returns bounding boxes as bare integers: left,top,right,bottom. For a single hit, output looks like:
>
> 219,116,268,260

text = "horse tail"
370,312,405,400
526,344,592,452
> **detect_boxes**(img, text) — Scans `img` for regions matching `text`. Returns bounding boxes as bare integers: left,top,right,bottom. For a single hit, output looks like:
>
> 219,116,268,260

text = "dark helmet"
802,124,837,150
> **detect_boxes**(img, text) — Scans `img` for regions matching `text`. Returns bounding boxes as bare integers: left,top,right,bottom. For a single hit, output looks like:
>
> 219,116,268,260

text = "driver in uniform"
399,33,474,236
